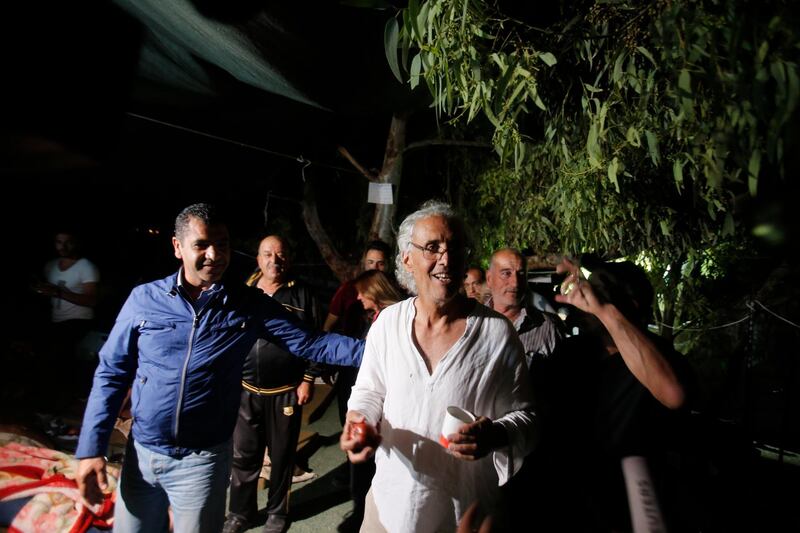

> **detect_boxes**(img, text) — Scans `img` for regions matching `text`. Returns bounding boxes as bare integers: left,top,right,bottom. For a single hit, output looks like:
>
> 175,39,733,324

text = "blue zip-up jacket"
75,272,363,458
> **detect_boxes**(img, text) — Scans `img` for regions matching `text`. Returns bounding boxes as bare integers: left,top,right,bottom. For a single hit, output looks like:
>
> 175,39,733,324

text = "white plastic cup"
439,406,476,448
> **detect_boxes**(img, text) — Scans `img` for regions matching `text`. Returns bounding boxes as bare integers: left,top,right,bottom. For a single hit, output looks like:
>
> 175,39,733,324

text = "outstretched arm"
555,258,685,409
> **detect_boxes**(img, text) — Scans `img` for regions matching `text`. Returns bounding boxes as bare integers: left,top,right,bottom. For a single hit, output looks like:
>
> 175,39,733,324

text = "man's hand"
447,416,507,461
457,501,493,533
32,281,59,297
339,410,380,463
77,456,108,513
554,257,603,316
296,381,314,405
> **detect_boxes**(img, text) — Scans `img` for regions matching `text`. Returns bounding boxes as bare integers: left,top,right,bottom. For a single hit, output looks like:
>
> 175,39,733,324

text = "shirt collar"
512,306,527,330
173,267,223,295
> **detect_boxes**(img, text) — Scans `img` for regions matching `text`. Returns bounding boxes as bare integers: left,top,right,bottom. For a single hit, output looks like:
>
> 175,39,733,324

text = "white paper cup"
439,406,476,448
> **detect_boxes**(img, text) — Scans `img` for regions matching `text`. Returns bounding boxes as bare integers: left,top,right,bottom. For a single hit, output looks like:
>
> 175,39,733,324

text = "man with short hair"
462,265,485,302
341,201,537,532
323,240,392,336
485,248,563,367
75,204,363,533
224,235,322,533
34,229,100,401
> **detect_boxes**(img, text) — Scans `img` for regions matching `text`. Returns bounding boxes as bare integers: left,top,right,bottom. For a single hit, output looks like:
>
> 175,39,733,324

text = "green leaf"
410,54,422,89
672,159,684,191
539,52,557,67
645,130,661,166
507,79,528,110
607,156,620,193
626,126,641,147
659,220,671,237
678,69,691,95
407,0,421,38
528,84,546,111
468,81,483,121
756,41,769,66
723,213,735,236
748,149,761,197
416,1,430,41
384,18,403,83
587,123,601,168
612,51,627,84
494,56,516,107
636,46,656,66
561,138,571,161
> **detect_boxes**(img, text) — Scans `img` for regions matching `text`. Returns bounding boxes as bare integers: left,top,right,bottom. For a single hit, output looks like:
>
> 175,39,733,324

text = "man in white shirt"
340,201,537,532
34,229,100,402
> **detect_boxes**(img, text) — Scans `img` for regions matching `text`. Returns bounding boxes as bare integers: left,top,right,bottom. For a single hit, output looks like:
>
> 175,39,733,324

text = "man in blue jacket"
74,203,364,533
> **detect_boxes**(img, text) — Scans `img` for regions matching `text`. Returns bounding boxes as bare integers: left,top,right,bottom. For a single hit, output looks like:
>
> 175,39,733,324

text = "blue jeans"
113,438,232,533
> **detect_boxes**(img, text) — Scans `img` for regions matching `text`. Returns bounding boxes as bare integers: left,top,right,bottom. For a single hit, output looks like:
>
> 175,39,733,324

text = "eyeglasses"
409,242,470,261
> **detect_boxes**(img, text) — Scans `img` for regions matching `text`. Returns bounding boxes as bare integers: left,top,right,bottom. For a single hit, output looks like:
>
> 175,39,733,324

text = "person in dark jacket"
224,235,322,533
74,204,363,533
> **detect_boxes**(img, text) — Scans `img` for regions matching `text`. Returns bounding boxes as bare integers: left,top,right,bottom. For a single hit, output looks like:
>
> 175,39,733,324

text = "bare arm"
555,259,685,409
63,281,98,307
36,281,98,307
595,303,685,408
322,312,339,332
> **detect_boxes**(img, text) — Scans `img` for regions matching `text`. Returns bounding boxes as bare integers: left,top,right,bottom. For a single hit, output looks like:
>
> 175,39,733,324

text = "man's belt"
241,381,297,396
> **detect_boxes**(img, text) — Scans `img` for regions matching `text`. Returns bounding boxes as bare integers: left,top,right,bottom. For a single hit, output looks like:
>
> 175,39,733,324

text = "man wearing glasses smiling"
340,200,537,532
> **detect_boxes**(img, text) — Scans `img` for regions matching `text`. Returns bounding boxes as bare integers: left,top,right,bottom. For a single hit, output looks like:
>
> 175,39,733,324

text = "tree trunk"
301,112,407,282
301,182,360,282
368,112,406,243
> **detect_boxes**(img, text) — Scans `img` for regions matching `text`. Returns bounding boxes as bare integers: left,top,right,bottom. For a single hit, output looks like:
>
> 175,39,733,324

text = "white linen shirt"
348,298,537,533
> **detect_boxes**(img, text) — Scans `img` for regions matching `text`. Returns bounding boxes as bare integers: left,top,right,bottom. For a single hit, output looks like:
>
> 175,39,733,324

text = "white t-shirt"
44,257,99,322
348,298,537,533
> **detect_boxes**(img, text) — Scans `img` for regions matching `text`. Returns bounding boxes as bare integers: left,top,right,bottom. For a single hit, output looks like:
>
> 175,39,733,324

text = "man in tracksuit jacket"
74,204,364,533
225,235,322,533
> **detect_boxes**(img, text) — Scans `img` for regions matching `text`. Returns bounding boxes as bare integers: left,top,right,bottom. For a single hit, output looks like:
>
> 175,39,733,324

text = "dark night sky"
1,1,450,333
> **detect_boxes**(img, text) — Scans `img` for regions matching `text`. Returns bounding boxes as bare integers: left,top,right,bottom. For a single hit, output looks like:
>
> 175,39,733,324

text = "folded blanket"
0,436,118,533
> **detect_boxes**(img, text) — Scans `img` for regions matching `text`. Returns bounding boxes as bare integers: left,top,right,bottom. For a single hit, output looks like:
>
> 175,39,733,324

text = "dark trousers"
44,319,94,405
229,389,302,522
335,366,359,426
350,457,375,517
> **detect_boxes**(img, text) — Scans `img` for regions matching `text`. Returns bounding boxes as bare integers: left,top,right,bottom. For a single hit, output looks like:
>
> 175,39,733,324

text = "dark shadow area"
288,462,351,521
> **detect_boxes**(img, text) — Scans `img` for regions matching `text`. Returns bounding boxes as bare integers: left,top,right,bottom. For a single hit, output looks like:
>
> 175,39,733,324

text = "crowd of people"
34,200,695,533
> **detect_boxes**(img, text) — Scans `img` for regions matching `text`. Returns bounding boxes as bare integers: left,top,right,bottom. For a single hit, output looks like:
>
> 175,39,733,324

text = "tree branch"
403,139,492,154
337,146,378,182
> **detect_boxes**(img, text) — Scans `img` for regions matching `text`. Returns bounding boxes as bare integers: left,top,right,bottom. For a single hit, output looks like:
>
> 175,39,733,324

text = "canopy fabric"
114,0,326,108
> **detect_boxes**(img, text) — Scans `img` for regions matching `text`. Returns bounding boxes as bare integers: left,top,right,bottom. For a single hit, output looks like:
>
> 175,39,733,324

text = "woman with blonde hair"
353,270,405,324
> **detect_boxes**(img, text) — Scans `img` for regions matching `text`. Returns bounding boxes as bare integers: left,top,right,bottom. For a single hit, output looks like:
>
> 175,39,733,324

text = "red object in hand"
351,421,377,451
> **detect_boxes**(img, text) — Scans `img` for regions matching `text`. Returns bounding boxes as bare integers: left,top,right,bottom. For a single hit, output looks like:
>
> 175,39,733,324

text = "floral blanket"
0,434,117,533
